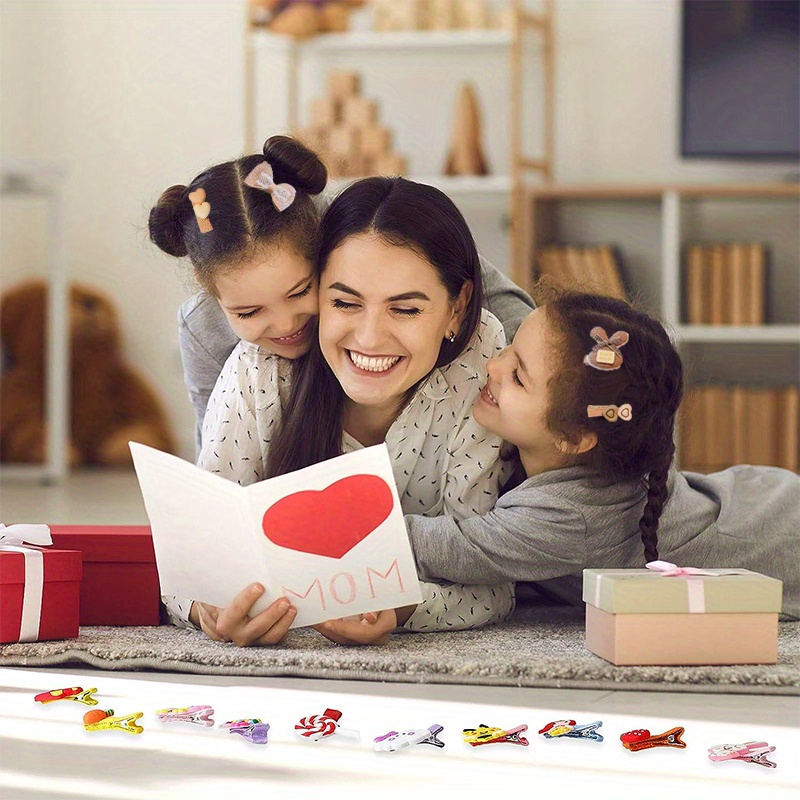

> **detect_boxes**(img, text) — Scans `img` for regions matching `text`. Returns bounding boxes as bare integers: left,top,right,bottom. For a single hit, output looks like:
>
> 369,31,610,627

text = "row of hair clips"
33,688,777,768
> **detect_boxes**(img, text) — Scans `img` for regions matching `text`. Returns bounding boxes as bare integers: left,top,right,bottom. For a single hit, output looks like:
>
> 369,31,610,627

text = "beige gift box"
582,567,782,666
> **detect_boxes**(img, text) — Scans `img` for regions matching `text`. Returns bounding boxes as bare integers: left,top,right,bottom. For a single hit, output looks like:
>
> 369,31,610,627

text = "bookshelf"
247,0,554,276
519,182,800,471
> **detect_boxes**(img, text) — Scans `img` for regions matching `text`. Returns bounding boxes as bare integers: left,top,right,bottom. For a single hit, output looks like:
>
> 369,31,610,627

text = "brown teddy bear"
0,279,176,468
250,0,366,38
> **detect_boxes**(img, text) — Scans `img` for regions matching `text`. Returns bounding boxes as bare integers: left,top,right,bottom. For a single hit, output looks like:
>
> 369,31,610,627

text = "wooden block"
309,96,341,127
776,385,799,472
374,152,407,176
728,242,748,325
327,70,361,101
360,125,393,157
342,96,378,127
707,244,726,324
428,0,456,30
746,242,766,324
684,244,706,324
327,125,361,157
457,0,490,29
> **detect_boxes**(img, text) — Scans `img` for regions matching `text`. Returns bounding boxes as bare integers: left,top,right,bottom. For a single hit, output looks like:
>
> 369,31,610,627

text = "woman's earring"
447,331,456,343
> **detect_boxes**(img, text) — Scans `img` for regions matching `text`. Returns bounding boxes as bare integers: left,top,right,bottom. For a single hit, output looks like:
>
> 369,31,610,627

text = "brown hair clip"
587,403,632,422
584,326,628,371
189,188,212,233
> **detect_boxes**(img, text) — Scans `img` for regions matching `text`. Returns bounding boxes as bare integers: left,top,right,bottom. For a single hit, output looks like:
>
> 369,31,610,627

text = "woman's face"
319,233,469,414
214,246,318,359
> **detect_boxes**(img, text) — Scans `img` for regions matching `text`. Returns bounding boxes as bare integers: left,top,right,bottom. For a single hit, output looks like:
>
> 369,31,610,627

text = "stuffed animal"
250,0,366,39
0,279,176,468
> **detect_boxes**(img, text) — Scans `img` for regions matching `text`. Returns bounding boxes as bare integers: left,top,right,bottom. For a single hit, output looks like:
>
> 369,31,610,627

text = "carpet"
2,604,798,695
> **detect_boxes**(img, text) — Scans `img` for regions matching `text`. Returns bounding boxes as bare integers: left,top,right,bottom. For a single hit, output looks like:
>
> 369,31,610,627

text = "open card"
129,442,422,628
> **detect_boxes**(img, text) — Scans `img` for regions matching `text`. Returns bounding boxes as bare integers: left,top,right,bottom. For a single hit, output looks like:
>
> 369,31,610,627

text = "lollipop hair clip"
295,708,359,742
708,741,777,769
374,724,445,753
620,726,686,752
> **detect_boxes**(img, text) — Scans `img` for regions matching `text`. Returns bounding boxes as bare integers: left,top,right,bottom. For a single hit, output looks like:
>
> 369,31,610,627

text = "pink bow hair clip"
708,741,777,769
244,161,296,212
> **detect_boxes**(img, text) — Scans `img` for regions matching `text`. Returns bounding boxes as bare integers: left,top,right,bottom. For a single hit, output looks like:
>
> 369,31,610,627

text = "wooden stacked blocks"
372,0,511,31
297,71,407,179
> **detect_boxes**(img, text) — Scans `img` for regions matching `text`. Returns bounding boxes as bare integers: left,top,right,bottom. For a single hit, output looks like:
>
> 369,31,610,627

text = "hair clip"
587,403,632,422
83,709,144,735
156,705,215,727
539,719,604,743
244,161,296,212
584,326,629,371
708,741,777,769
220,719,270,745
374,724,445,752
34,686,98,707
188,188,212,233
620,727,686,752
462,724,529,747
295,708,359,742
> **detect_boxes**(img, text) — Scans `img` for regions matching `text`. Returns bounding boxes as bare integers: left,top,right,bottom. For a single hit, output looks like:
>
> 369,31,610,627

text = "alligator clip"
374,724,445,752
156,705,215,727
539,719,604,742
83,709,144,735
620,726,686,752
708,741,777,769
220,719,270,745
295,708,359,742
34,686,98,707
462,724,529,747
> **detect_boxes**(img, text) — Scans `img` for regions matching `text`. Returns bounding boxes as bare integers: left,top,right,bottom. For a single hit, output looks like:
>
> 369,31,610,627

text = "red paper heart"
262,474,394,559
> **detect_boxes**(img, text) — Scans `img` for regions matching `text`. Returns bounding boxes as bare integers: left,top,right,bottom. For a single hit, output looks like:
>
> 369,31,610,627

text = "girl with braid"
322,284,799,644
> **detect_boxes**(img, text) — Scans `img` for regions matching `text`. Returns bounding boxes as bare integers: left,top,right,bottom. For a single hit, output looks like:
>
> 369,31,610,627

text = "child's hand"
313,609,398,646
190,583,297,647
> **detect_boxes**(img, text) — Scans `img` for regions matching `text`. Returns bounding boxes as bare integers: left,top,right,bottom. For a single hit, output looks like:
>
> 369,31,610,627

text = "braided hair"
537,284,684,563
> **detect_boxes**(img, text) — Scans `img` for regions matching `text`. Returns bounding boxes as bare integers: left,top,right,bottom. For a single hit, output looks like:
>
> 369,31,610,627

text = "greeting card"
129,442,422,628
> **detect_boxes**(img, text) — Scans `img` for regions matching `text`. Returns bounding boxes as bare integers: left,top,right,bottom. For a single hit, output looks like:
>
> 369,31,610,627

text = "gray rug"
2,604,798,695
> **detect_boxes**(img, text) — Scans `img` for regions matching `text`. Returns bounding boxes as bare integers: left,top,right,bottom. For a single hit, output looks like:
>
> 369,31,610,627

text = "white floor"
1,469,798,797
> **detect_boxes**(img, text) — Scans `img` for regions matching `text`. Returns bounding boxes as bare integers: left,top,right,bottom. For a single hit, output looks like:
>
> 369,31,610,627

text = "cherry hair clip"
83,709,144,735
462,724,529,747
34,686,98,707
620,726,686,752
220,719,270,745
295,708,359,742
374,724,445,752
708,741,777,769
155,705,215,727
539,719,604,743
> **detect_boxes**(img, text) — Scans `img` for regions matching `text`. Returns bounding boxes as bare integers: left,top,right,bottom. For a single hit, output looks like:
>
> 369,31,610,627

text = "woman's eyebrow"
327,283,431,303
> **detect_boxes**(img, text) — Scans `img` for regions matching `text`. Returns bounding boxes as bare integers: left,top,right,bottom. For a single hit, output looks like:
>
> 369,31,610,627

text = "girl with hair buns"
322,285,799,644
150,146,531,647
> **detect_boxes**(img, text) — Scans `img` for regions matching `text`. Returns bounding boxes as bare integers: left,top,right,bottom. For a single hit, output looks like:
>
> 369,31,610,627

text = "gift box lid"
48,525,155,564
582,567,783,614
0,547,82,585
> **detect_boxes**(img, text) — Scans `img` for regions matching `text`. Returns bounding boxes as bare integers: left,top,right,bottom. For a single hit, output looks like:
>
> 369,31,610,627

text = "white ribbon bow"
645,560,718,578
0,523,52,547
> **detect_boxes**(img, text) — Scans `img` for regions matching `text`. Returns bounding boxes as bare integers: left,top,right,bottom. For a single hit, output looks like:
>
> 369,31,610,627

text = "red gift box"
0,546,82,643
48,525,160,626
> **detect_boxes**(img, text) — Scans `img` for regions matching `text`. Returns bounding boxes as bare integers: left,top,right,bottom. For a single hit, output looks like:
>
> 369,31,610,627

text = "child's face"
474,307,565,473
319,233,468,416
214,247,318,359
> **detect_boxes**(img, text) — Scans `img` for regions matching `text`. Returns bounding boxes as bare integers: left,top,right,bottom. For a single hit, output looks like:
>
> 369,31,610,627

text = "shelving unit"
247,0,554,275
520,182,800,470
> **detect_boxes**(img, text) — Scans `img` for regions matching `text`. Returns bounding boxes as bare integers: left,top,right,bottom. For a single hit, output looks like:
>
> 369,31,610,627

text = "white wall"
1,0,797,462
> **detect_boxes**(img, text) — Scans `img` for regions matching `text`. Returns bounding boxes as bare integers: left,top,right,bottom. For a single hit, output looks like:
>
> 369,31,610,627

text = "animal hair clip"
220,719,271,745
462,723,529,747
156,705,215,727
539,719,604,743
708,741,777,769
620,726,686,752
83,709,144,735
584,326,629,371
374,724,445,753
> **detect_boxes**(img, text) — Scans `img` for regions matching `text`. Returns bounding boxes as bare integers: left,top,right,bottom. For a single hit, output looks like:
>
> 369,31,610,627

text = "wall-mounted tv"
681,0,799,159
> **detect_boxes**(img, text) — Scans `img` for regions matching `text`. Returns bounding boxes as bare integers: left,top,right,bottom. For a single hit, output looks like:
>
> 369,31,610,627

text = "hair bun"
148,184,189,257
263,135,327,196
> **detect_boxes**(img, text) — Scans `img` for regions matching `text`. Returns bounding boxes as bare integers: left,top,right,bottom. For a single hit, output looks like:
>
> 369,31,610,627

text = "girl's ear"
556,431,598,456
449,280,473,330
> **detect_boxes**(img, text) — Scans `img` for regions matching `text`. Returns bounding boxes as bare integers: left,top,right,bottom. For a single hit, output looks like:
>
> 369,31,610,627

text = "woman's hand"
312,603,417,645
189,583,297,647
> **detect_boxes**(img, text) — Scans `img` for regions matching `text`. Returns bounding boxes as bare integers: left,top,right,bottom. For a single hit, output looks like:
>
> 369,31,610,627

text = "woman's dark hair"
535,283,684,563
266,176,485,477
148,135,327,292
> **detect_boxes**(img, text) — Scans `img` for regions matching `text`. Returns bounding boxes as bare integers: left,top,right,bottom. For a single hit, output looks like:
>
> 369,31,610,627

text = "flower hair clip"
584,326,629,371
244,161,296,212
587,403,632,422
188,188,212,233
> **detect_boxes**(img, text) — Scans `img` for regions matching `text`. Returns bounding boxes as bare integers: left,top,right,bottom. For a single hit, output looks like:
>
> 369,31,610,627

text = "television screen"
681,0,800,159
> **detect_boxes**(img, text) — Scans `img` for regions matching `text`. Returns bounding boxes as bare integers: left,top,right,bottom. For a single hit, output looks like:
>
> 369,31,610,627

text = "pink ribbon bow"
645,560,718,577
243,162,296,212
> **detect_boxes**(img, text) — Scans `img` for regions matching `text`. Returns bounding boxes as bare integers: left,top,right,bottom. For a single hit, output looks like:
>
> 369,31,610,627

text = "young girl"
150,161,521,644
322,286,799,644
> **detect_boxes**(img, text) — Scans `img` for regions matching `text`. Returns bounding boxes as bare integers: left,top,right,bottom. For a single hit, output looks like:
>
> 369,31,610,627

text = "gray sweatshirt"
405,464,800,619
177,255,535,453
